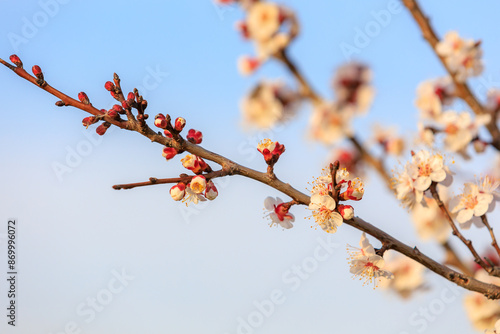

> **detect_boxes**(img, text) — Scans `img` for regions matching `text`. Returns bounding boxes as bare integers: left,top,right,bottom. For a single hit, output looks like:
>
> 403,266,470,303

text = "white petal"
456,208,473,224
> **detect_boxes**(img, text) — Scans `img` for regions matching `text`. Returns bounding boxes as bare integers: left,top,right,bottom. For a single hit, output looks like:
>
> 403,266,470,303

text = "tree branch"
401,0,500,151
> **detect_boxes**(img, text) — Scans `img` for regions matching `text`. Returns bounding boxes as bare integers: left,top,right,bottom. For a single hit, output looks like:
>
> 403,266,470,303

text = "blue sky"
1,0,500,333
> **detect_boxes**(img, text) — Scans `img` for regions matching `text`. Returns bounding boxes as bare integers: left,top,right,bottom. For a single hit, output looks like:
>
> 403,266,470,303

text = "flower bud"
96,122,111,136
190,175,207,194
154,114,167,129
164,130,173,138
127,92,135,101
186,129,203,144
121,100,130,109
141,100,148,110
112,104,125,114
338,204,354,220
55,101,65,107
174,117,186,132
32,65,43,78
170,183,186,201
9,54,22,67
104,81,115,91
238,56,260,76
107,108,118,119
82,116,97,128
205,180,218,200
78,92,90,105
162,147,178,160
257,139,285,165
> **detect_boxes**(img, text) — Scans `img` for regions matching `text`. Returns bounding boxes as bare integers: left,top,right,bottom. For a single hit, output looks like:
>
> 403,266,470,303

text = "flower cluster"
347,233,393,288
308,165,363,234
241,81,300,129
436,31,483,82
392,150,453,209
170,176,219,205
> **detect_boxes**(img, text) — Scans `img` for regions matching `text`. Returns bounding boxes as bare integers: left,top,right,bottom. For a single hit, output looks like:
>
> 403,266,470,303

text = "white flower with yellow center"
347,233,393,288
450,180,495,228
408,150,451,192
308,193,343,234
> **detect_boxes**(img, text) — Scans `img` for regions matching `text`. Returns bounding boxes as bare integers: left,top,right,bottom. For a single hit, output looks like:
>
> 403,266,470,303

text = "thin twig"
429,182,498,276
481,214,500,259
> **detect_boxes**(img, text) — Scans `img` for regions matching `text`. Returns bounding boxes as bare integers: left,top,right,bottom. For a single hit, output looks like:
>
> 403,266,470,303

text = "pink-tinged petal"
430,169,446,182
414,177,432,191
350,262,365,275
473,202,489,217
264,197,279,211
456,208,473,224
287,213,295,223
320,195,336,211
369,255,384,268
279,220,293,229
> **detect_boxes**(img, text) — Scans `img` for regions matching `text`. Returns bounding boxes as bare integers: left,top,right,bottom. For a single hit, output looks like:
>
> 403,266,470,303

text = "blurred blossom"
241,81,300,129
411,195,450,243
437,110,490,158
332,62,374,114
308,102,353,144
436,31,483,82
415,77,454,120
463,271,500,331
371,124,405,156
379,252,426,299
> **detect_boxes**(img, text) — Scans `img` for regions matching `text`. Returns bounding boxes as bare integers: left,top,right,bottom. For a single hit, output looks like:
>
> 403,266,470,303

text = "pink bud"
170,183,186,201
107,108,118,118
338,204,354,220
162,147,178,160
121,100,130,109
127,92,135,101
164,130,173,138
154,114,167,129
186,129,203,144
104,81,115,91
174,117,186,132
9,54,22,67
205,180,218,200
78,92,90,105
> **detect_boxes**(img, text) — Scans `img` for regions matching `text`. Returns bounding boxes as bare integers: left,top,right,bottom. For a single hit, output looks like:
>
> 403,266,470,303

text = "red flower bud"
121,100,130,109
78,92,90,105
104,81,115,91
32,65,42,77
9,54,22,67
127,92,135,101
141,100,148,110
164,130,173,138
107,108,118,118
112,104,125,114
186,129,203,144
162,147,178,160
96,122,111,136
82,116,97,128
174,117,186,132
154,114,167,129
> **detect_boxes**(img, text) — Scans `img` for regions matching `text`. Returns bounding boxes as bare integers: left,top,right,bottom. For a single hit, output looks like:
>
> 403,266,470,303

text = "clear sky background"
0,0,499,333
